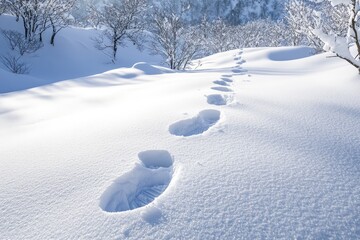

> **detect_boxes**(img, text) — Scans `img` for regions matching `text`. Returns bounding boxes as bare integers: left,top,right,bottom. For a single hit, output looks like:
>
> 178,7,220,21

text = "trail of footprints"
100,50,246,213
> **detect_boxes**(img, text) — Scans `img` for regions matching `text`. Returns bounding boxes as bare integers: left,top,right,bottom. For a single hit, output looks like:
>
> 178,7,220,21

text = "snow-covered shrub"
1,30,42,56
0,30,41,74
0,54,29,74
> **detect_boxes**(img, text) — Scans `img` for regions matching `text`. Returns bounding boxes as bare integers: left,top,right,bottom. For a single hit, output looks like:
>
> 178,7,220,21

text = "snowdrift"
0,40,359,239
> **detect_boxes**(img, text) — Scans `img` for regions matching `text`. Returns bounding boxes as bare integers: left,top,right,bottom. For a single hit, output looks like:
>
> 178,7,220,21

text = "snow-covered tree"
0,1,5,15
285,0,349,52
147,2,202,70
2,0,75,45
311,0,360,72
285,0,324,51
199,18,236,55
3,0,47,40
47,0,76,45
92,0,146,62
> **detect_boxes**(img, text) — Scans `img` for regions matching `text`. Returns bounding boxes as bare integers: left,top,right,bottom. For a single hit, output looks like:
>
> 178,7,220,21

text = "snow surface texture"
1,45,360,239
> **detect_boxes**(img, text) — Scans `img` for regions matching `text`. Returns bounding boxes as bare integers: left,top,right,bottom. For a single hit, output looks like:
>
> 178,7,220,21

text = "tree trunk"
23,19,28,39
50,33,56,46
50,23,57,46
113,38,118,63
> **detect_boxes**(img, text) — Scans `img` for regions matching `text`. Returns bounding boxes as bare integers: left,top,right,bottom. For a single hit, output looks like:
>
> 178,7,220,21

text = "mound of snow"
132,62,173,75
268,46,314,61
0,68,48,93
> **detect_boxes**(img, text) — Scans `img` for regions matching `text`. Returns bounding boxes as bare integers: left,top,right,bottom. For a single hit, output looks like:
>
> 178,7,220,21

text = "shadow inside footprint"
211,86,233,92
138,150,173,169
207,94,233,106
100,150,173,212
221,78,233,83
213,80,229,86
169,109,221,137
232,69,247,74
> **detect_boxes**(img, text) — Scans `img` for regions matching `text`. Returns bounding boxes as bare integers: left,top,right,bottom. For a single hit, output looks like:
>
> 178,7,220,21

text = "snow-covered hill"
0,45,359,239
0,15,161,93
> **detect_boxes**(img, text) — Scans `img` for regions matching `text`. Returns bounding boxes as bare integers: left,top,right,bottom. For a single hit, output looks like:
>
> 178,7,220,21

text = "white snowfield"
0,46,360,239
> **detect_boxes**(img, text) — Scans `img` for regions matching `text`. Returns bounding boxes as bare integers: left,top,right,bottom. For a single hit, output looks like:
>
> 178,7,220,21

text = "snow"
132,62,173,75
0,15,161,94
1,26,360,239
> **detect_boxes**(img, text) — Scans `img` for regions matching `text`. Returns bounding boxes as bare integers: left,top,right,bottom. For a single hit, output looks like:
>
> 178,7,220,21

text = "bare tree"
92,0,146,62
147,2,202,70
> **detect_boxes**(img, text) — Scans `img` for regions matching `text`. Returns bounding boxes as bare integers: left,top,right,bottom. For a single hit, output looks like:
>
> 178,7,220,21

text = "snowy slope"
0,46,360,239
0,15,161,93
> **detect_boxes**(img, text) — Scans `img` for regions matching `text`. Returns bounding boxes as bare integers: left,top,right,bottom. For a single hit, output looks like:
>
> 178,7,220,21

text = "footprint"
222,75,233,78
232,69,247,74
211,86,233,92
213,80,230,86
221,78,233,83
169,109,221,137
100,150,174,212
207,94,233,106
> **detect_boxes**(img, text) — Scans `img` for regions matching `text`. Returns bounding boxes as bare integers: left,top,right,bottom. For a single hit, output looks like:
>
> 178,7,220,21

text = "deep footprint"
221,78,233,83
213,80,230,86
100,150,173,212
211,86,233,92
207,94,233,106
169,109,221,137
232,69,247,74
